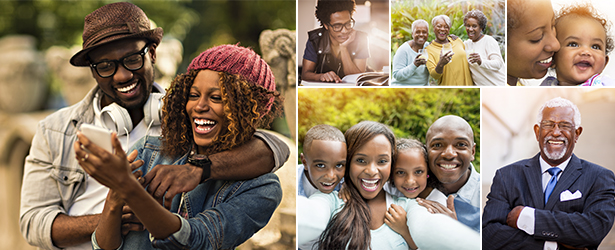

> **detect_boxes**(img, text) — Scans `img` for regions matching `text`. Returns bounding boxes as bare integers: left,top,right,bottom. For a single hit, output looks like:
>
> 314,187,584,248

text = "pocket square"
560,190,582,202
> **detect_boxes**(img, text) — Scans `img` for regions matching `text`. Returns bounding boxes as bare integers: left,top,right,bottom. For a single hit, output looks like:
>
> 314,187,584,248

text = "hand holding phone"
80,123,113,153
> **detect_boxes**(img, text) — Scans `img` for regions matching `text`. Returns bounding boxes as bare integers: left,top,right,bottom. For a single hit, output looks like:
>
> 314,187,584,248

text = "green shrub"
298,88,480,171
391,0,505,60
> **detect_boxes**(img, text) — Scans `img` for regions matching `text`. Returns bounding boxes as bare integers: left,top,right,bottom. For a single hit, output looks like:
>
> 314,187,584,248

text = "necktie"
544,167,562,205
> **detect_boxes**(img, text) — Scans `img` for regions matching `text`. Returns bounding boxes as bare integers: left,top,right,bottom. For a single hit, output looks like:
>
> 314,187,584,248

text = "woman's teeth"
361,179,379,191
540,57,553,64
194,119,215,125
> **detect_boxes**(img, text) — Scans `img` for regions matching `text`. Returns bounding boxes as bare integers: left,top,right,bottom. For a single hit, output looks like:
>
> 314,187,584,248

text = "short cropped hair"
536,97,582,129
464,10,488,32
555,3,614,55
303,124,346,152
315,0,356,26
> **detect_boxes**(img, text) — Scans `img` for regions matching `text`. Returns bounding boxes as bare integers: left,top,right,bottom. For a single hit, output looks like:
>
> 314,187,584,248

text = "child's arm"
385,204,418,250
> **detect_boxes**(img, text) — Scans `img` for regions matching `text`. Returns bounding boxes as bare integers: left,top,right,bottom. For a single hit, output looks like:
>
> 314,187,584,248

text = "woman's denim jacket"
95,135,283,250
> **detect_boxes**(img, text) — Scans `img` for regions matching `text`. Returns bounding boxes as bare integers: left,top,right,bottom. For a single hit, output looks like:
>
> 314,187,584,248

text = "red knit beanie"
187,44,276,92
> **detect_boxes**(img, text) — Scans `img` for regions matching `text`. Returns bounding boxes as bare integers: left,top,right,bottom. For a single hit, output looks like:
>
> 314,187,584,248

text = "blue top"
92,136,283,250
392,41,429,86
297,191,479,250
454,165,481,232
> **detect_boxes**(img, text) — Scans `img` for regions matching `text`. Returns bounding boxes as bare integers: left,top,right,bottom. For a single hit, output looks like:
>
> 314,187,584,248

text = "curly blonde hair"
161,69,283,157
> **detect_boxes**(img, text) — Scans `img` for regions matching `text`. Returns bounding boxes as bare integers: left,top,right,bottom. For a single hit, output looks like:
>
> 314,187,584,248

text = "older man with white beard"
483,97,615,250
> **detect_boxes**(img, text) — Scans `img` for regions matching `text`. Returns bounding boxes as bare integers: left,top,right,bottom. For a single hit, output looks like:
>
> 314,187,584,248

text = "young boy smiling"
298,124,346,250
299,124,347,198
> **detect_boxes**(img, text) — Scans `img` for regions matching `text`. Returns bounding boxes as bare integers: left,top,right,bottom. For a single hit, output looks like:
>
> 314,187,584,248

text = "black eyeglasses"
89,44,150,78
328,18,355,32
540,121,575,131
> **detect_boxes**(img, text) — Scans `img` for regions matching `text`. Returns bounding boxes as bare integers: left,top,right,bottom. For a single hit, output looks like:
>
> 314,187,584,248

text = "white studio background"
480,88,615,210
519,0,615,86
552,0,615,78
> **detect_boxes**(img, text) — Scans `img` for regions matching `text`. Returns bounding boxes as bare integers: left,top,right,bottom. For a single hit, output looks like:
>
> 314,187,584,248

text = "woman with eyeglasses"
425,15,474,86
301,0,369,83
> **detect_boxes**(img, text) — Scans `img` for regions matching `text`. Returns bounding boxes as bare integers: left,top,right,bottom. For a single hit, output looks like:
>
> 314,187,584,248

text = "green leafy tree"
391,0,504,60
298,88,480,171
0,0,295,77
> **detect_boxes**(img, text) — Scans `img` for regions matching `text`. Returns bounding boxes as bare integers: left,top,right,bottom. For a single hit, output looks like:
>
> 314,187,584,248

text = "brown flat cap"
70,2,163,66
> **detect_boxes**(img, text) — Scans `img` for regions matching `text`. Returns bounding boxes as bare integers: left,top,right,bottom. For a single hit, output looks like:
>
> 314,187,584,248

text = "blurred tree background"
298,88,480,171
391,0,504,61
0,0,295,69
0,0,295,136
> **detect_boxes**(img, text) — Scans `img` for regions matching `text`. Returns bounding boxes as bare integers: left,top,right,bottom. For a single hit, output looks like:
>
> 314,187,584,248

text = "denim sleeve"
151,173,283,249
254,130,290,172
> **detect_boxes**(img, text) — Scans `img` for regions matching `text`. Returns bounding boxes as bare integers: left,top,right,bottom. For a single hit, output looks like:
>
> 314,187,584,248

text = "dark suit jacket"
483,153,615,250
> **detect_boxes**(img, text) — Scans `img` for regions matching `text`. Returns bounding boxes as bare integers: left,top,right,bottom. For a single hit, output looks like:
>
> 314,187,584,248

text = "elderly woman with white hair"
426,15,474,85
464,10,506,86
392,19,430,85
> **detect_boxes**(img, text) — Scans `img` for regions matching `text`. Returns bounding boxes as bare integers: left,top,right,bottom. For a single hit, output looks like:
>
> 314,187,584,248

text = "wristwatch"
187,154,211,183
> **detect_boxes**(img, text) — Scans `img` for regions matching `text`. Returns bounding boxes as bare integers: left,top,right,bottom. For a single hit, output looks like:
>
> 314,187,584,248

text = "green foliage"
298,88,480,170
391,0,505,60
0,0,296,74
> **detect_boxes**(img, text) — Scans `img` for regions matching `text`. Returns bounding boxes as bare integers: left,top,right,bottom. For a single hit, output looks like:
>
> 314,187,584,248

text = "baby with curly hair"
543,3,615,86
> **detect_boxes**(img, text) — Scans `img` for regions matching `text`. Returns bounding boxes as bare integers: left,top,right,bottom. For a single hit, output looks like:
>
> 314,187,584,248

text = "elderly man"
19,3,288,250
483,97,615,250
416,115,481,232
301,0,369,83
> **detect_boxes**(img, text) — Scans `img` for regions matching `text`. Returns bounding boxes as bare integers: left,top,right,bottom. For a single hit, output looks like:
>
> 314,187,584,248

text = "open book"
300,72,389,86
344,72,389,86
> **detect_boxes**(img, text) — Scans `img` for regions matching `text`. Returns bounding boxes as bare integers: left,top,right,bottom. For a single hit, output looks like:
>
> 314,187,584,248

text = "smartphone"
80,123,113,153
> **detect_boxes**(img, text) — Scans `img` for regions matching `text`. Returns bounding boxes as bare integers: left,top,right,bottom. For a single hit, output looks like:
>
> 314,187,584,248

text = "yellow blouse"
426,37,474,86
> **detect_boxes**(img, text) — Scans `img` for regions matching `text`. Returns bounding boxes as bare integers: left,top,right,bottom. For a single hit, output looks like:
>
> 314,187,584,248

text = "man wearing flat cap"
19,3,288,250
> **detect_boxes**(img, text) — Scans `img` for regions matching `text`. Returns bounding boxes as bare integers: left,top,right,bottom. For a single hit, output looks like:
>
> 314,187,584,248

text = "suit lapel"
545,154,583,209
525,154,545,209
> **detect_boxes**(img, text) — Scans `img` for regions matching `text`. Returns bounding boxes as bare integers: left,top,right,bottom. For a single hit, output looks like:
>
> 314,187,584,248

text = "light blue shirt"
298,191,479,250
392,41,429,86
451,164,481,232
